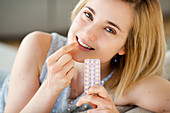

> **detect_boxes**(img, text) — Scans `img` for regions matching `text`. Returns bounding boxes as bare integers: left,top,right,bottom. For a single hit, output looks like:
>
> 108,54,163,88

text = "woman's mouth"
76,36,95,50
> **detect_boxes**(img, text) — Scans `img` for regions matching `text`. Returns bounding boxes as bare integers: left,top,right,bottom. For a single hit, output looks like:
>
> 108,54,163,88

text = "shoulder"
20,31,52,73
127,75,170,112
23,31,52,47
22,31,52,59
133,75,170,90
132,75,170,95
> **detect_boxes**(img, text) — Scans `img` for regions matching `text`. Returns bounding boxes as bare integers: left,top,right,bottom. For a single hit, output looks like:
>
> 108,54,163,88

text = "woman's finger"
65,67,76,82
88,102,97,108
46,42,77,65
60,59,75,76
88,86,111,99
87,109,112,113
54,59,75,79
49,53,72,73
57,53,72,66
77,95,106,109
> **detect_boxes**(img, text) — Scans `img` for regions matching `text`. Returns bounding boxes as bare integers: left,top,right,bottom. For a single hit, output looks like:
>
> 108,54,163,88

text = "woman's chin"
71,54,84,63
70,50,84,63
70,48,97,63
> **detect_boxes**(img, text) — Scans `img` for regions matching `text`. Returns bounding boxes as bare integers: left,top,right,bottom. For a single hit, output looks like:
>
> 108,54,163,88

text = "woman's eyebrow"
85,6,96,15
106,21,122,32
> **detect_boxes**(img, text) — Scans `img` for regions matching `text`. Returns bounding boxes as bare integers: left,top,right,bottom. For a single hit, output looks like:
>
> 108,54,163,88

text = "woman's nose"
82,25,98,41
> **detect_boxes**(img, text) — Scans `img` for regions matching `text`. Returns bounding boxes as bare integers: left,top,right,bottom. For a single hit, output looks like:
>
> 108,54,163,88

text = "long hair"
71,0,166,98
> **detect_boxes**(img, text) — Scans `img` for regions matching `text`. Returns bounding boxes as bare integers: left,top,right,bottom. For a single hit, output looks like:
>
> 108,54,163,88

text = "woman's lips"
76,36,95,51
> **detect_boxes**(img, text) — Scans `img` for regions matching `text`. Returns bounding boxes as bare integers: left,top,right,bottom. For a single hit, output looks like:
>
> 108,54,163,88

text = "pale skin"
4,0,170,113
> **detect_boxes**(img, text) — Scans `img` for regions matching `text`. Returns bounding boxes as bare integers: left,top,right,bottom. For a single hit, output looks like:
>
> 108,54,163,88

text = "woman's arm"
20,38,77,113
127,75,170,112
4,31,53,113
4,31,77,113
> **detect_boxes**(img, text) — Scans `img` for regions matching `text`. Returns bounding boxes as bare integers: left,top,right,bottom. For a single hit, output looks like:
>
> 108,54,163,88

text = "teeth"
78,38,91,49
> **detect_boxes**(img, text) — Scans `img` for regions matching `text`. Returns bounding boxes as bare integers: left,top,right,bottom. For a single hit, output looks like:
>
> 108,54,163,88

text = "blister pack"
84,59,101,95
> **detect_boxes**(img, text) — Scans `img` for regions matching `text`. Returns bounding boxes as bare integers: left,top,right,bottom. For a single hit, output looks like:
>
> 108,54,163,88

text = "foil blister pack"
84,59,101,95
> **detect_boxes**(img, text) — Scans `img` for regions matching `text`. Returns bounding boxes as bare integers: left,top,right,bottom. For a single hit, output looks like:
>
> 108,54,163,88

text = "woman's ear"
118,47,126,55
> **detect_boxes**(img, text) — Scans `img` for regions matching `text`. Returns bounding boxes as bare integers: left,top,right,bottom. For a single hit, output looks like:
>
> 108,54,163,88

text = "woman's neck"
101,61,113,80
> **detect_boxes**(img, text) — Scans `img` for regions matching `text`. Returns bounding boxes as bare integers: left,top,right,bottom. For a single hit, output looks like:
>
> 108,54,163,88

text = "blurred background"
0,0,170,72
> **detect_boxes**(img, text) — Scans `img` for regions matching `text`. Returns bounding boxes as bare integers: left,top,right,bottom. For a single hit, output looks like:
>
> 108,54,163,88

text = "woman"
1,0,170,112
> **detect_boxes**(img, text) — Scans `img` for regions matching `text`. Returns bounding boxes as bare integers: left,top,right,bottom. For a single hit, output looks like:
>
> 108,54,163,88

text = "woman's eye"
84,12,93,21
105,27,116,34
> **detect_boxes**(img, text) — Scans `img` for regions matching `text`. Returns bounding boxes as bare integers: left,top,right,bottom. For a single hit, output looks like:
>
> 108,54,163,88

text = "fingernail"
76,102,79,106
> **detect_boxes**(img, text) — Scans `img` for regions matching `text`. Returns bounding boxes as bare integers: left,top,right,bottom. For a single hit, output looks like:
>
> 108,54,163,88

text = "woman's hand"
77,86,119,113
45,42,77,93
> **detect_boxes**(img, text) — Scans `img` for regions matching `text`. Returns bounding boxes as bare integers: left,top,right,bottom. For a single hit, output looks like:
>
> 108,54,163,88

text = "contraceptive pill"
84,59,100,95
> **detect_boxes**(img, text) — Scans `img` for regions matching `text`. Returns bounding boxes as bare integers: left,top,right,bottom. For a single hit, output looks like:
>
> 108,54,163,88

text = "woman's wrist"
41,80,62,99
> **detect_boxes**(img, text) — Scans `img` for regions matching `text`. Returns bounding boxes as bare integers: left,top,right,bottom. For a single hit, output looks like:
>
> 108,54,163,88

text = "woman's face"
68,0,134,64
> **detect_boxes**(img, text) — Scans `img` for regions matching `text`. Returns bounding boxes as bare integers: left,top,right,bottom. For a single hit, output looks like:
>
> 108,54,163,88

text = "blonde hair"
71,0,88,21
71,0,166,98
